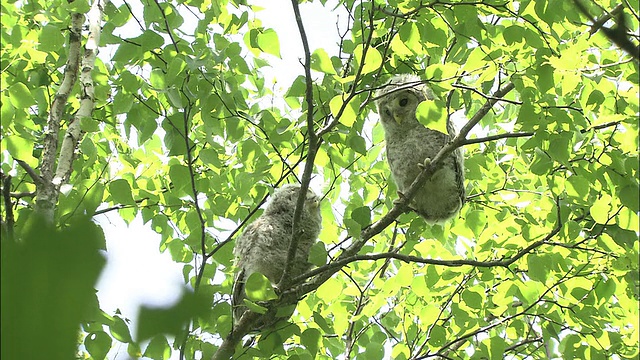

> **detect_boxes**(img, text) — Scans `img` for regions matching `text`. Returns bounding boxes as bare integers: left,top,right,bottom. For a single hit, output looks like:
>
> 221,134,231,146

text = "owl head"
375,74,435,131
265,184,321,218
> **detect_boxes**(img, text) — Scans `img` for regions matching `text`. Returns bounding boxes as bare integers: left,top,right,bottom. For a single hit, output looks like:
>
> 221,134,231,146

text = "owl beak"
306,196,320,209
393,114,403,124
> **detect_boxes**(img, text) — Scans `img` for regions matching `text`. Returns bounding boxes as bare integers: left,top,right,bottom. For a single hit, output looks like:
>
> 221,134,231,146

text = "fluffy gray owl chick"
375,74,465,223
232,184,322,327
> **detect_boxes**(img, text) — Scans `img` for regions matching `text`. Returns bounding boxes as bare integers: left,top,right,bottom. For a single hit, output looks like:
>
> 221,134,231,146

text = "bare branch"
290,221,561,286
589,4,624,35
573,0,640,61
16,159,43,185
152,0,179,52
2,174,15,237
278,0,321,289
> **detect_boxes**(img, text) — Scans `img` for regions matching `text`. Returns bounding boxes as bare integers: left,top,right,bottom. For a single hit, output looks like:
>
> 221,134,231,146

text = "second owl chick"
375,74,465,223
232,184,322,328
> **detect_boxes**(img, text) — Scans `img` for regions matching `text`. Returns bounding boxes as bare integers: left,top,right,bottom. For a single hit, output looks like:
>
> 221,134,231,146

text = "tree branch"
53,0,104,187
16,159,43,186
290,219,561,286
278,0,320,289
281,81,517,302
573,0,640,61
2,174,15,238
35,12,84,220
211,311,261,360
416,264,578,359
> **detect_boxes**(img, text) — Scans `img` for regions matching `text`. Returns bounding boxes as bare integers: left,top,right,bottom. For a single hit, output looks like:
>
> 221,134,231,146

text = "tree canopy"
1,0,638,359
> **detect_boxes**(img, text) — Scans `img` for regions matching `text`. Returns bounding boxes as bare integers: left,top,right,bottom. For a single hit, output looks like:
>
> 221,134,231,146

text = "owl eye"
399,98,408,106
385,109,392,117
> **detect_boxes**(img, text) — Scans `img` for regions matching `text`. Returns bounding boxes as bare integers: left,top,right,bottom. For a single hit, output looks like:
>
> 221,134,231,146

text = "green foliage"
1,0,639,359
1,217,105,360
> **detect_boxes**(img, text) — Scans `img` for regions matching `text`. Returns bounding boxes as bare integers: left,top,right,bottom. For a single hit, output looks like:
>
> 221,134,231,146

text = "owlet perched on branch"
375,74,465,223
232,184,322,327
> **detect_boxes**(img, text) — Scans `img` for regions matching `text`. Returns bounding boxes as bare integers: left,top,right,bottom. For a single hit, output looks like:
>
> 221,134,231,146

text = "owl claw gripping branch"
375,74,466,224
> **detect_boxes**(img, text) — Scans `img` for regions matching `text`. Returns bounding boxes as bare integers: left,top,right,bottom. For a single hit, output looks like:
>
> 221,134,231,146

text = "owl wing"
444,119,466,206
452,147,466,205
231,219,270,325
231,267,247,323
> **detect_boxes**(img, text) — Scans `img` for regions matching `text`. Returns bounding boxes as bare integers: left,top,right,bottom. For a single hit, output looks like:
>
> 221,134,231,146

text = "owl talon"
417,157,432,169
393,191,411,213
394,190,409,204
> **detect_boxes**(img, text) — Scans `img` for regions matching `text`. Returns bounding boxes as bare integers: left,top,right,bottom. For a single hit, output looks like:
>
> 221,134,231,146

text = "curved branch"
281,81,517,303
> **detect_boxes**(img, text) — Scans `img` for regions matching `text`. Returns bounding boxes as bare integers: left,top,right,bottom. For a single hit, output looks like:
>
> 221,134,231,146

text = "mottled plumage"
375,74,465,223
232,184,322,327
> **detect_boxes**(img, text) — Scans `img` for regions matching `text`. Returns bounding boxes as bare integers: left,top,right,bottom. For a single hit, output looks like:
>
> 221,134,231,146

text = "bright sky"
94,1,343,358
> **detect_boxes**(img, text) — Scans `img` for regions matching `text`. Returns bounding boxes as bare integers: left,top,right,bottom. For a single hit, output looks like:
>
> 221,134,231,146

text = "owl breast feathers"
232,184,322,327
375,74,465,223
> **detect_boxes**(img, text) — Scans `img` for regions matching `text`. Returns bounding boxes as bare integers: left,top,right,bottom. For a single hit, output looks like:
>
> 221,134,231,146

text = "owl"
375,73,465,223
232,184,322,328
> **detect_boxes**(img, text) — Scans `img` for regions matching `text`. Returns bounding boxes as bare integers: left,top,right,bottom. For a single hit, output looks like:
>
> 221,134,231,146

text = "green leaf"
364,341,384,360
301,328,321,357
619,185,639,212
109,179,135,205
329,94,357,127
461,288,483,309
565,175,590,199
590,194,613,224
137,292,209,341
257,28,280,58
143,335,171,360
166,88,183,108
415,101,447,134
308,242,327,267
80,116,100,132
65,0,91,13
8,83,35,109
38,24,65,52
150,69,166,89
428,325,446,347
4,135,36,163
2,218,106,360
489,337,507,359
395,265,413,287
310,48,336,74
530,148,552,175
168,164,191,193
84,332,112,360
127,342,142,358
245,272,278,302
502,25,523,45
350,206,371,228
110,316,133,343
527,254,548,282
548,132,571,164
348,135,367,155
424,63,458,82
354,44,382,75
465,210,487,238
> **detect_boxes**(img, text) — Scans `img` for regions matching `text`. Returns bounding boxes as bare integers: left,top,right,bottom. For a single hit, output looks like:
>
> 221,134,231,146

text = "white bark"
54,0,105,186
35,0,107,222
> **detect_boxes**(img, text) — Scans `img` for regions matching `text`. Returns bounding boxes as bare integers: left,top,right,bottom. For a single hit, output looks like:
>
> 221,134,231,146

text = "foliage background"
1,0,638,359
